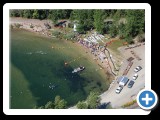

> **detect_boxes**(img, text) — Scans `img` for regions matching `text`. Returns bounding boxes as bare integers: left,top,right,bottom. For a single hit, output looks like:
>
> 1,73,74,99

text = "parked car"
127,80,135,88
133,73,138,80
134,66,142,72
115,86,123,94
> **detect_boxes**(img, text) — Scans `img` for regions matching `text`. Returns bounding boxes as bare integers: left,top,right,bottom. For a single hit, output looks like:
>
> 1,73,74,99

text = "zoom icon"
137,89,158,110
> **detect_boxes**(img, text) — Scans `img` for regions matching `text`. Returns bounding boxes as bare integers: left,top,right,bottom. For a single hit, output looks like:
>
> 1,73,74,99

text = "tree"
38,106,44,109
23,10,33,18
109,23,118,38
87,91,100,109
54,95,67,109
118,23,126,38
19,10,24,17
76,24,86,34
48,10,72,24
113,10,126,20
44,101,54,109
56,10,72,19
54,95,61,106
10,9,145,44
33,105,38,109
70,10,79,20
76,91,101,109
48,10,59,23
125,10,145,38
70,10,94,33
39,10,48,20
76,101,88,109
55,99,67,109
93,10,105,34
10,10,20,17
34,95,67,109
110,10,117,17
32,10,39,19
86,10,94,30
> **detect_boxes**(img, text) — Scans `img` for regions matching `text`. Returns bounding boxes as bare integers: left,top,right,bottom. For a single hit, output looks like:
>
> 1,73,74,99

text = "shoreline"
11,28,111,108
10,17,53,38
10,18,116,105
10,17,114,81
11,17,141,109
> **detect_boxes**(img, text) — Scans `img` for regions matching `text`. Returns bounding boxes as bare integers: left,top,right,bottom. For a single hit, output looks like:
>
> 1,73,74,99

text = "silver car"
115,86,123,94
133,73,138,80
134,66,142,72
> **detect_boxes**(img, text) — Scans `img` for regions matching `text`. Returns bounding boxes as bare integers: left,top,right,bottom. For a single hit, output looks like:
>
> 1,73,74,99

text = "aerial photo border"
3,3,151,115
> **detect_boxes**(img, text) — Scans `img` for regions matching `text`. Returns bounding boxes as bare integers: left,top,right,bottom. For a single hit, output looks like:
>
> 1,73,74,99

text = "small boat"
72,66,85,73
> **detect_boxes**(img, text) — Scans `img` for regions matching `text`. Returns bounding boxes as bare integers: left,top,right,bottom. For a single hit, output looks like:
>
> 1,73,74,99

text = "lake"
10,29,110,108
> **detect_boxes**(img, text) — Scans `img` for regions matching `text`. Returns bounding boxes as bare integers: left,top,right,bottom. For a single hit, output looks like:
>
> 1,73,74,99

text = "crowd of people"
77,32,107,62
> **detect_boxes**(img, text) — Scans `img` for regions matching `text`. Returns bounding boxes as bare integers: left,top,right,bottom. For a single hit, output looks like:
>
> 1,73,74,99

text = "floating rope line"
51,45,105,73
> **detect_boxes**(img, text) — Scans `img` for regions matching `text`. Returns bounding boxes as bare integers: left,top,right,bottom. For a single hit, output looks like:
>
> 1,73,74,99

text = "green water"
10,29,110,109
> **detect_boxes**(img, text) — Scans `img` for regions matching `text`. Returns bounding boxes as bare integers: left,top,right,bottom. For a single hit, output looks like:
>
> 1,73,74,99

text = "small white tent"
73,23,77,32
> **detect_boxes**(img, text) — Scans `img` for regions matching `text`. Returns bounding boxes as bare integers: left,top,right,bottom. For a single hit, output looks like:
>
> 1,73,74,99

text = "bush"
30,24,34,28
124,35,134,44
128,40,134,44
76,101,88,109
63,32,75,40
14,23,22,28
52,30,61,37
137,34,145,42
122,100,137,108
34,95,67,109
68,23,74,28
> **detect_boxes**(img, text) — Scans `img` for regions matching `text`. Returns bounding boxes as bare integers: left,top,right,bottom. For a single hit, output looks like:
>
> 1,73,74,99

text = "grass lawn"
108,39,126,54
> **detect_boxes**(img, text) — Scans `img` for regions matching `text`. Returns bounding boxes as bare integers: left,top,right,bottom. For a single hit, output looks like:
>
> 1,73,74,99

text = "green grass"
121,100,137,108
108,39,125,54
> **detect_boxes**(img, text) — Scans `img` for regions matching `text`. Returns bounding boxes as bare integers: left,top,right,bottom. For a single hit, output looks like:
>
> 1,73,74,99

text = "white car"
115,86,123,94
133,74,138,80
134,66,142,72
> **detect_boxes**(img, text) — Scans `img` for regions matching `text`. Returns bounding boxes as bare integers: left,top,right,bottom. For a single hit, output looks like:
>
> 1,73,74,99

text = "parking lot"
100,43,145,108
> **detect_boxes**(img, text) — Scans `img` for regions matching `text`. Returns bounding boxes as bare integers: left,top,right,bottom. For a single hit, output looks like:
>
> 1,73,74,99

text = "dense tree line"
34,95,67,109
10,10,48,20
10,9,72,21
33,92,101,109
70,10,95,33
10,9,145,41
